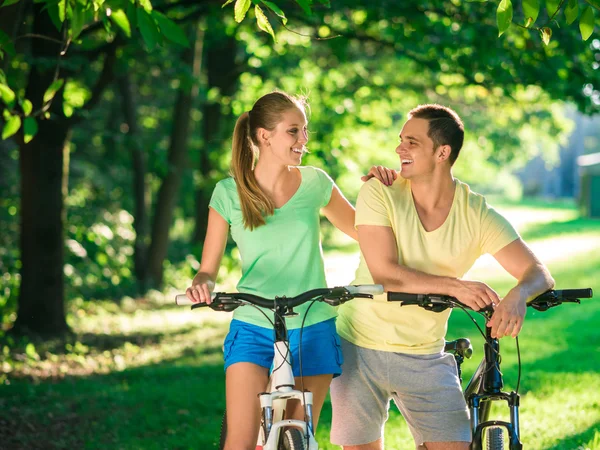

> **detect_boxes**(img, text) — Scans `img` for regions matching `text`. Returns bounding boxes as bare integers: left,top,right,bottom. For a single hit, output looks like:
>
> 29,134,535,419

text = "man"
330,104,555,450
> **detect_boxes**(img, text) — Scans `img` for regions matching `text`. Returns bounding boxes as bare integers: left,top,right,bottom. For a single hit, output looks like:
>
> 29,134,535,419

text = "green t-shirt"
209,166,337,329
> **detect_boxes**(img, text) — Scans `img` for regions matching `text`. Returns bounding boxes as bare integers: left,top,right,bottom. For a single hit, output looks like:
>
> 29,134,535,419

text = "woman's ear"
257,128,271,146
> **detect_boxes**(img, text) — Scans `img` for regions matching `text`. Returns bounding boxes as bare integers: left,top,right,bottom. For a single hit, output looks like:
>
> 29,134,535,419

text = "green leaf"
0,83,15,105
25,343,37,359
522,0,540,25
151,11,189,47
261,0,287,24
255,5,276,41
43,79,64,104
234,0,251,23
22,99,33,116
579,6,594,41
138,0,152,12
1,0,21,8
295,0,312,16
23,117,38,144
2,114,21,140
136,8,161,49
0,30,16,58
46,1,64,31
222,0,235,7
71,4,88,39
546,0,560,16
540,26,552,45
496,0,513,36
111,9,131,37
565,0,579,25
58,0,66,22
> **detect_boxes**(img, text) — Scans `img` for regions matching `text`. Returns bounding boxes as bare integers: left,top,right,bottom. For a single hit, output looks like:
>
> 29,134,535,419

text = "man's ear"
257,128,271,146
437,145,451,162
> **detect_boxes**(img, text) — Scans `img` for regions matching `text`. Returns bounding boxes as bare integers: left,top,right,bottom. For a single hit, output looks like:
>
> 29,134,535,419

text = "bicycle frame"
257,300,318,449
177,284,383,450
393,288,593,450
449,312,522,450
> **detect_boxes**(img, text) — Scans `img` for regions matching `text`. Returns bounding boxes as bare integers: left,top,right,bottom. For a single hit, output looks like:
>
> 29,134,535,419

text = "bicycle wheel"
484,426,504,450
279,428,306,450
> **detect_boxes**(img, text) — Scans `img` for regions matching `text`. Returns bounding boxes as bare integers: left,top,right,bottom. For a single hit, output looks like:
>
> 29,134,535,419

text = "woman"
185,91,395,449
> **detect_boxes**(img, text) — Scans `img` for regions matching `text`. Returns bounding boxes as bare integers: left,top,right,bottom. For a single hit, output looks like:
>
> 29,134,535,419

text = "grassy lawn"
1,199,599,449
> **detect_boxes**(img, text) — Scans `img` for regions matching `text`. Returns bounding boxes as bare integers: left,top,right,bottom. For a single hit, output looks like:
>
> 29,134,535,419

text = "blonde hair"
231,91,307,230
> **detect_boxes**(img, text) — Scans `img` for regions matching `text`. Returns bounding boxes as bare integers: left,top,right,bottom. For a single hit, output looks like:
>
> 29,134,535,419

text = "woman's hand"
186,278,215,304
361,165,398,186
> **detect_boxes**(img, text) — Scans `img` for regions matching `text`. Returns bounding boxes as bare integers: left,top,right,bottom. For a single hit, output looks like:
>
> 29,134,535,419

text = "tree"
0,0,192,334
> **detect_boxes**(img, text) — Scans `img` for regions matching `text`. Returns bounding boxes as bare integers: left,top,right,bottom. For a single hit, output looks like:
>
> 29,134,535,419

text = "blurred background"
1,1,599,449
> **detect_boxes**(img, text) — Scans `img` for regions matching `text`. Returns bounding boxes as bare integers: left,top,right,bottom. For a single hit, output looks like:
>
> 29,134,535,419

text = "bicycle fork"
258,337,318,449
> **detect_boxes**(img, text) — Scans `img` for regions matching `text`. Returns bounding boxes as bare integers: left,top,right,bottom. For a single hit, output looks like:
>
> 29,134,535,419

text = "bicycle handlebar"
175,284,384,311
387,288,593,313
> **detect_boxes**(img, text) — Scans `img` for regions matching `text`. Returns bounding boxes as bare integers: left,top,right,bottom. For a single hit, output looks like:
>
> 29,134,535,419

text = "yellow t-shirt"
337,177,519,354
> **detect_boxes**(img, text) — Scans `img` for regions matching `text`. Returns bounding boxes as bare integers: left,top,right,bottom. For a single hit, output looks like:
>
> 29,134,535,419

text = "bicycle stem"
482,322,503,394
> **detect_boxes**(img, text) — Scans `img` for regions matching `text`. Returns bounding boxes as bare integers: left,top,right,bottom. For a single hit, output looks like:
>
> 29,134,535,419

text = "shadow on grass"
545,421,600,450
0,324,207,358
0,353,227,449
520,217,600,242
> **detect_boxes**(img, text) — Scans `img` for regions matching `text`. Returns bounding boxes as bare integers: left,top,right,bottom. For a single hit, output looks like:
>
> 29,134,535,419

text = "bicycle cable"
298,298,320,445
234,300,293,374
515,336,521,394
449,300,503,377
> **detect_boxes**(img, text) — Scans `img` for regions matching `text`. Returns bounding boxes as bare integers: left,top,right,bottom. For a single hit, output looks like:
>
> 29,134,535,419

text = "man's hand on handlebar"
487,288,527,339
453,280,500,312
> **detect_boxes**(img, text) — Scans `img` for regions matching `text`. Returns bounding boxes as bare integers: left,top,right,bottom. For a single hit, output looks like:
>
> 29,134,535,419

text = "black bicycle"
387,288,594,450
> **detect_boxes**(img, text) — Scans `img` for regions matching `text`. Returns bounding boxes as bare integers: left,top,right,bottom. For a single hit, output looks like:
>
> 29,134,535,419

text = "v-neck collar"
408,180,458,234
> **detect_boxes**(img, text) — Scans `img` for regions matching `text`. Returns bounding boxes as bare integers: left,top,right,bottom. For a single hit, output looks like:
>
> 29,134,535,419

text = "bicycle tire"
219,410,227,450
485,426,504,450
279,428,306,450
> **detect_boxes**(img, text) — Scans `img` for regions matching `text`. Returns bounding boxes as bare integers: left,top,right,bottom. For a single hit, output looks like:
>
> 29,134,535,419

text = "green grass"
1,199,599,449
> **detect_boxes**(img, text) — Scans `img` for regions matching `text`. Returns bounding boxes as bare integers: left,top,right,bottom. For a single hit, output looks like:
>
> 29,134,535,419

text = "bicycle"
387,288,594,450
176,284,384,450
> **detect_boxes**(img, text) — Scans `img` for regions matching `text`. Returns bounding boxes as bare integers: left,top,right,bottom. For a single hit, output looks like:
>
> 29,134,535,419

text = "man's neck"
410,172,456,213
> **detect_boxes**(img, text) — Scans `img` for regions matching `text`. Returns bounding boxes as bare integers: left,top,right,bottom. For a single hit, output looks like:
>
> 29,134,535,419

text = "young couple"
184,91,554,450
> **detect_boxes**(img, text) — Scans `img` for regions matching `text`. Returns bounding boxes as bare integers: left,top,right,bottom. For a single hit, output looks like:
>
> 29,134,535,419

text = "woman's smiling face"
265,107,309,166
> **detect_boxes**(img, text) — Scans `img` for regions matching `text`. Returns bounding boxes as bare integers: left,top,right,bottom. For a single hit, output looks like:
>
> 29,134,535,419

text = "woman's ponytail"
231,112,274,230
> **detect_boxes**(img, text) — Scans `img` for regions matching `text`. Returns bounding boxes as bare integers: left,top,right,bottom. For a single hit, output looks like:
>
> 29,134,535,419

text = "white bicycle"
176,284,383,450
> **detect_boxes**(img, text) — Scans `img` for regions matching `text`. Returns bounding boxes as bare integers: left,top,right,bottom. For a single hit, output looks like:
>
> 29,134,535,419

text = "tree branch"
69,41,118,125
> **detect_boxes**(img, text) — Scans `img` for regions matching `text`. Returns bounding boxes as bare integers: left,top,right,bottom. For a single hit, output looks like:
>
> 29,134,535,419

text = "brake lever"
322,293,373,306
191,296,242,312
400,298,451,313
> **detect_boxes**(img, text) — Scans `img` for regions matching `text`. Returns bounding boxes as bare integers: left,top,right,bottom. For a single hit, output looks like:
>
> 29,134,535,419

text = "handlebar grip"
345,284,384,295
556,288,593,299
175,293,217,306
387,292,425,302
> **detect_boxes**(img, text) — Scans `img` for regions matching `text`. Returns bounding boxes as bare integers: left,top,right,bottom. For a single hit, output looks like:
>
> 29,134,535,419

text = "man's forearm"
510,262,555,303
374,262,460,296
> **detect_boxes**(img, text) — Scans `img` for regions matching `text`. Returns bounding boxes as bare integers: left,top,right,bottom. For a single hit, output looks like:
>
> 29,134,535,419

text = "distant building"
578,152,600,218
517,110,600,200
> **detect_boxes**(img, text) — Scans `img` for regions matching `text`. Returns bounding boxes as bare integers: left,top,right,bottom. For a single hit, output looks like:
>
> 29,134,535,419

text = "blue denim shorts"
223,318,343,377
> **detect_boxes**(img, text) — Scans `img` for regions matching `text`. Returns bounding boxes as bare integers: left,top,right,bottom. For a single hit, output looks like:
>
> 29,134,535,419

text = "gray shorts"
330,338,471,446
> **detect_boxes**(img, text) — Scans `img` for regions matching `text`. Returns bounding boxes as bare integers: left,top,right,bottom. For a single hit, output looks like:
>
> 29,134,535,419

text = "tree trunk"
192,26,239,243
117,73,150,292
14,5,70,335
146,24,204,286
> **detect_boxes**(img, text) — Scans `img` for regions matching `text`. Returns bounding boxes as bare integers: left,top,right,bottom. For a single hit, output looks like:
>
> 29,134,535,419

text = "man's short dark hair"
408,104,464,166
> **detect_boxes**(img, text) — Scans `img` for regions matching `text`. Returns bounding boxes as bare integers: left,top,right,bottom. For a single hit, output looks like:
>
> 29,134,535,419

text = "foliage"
0,0,189,142
1,201,599,449
226,0,599,44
